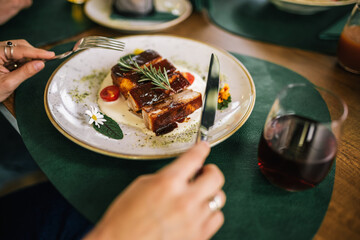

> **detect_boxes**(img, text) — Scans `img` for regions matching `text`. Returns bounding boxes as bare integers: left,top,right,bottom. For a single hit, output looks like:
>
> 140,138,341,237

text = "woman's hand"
0,0,32,25
85,141,226,240
0,39,54,102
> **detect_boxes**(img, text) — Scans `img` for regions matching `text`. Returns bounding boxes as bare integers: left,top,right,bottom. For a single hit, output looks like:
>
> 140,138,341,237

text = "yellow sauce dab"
133,48,144,55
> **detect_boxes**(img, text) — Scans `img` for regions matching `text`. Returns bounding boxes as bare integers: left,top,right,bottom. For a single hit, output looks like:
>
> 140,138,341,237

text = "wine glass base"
338,61,360,75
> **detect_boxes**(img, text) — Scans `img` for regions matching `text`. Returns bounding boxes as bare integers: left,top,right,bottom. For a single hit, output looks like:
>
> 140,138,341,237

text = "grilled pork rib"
127,71,191,112
111,50,176,99
142,89,202,136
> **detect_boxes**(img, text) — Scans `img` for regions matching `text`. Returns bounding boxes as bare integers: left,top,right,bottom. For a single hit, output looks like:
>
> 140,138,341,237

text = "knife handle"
196,130,208,143
4,58,55,72
3,58,34,71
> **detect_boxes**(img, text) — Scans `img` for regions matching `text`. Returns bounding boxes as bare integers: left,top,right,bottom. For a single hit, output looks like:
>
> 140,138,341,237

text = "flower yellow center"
92,115,98,121
218,84,231,103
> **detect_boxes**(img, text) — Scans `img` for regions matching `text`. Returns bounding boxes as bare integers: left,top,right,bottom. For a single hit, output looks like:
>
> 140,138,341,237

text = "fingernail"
33,61,44,72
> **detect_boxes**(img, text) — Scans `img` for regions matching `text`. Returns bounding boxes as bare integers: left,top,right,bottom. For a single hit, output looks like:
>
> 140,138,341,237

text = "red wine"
258,114,337,191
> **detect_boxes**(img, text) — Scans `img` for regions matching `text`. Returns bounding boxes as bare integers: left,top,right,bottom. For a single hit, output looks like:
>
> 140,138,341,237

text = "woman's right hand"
85,141,226,240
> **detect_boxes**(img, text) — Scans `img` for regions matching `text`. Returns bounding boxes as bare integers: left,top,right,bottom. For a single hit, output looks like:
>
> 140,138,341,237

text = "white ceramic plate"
44,35,256,159
269,0,356,14
84,0,192,32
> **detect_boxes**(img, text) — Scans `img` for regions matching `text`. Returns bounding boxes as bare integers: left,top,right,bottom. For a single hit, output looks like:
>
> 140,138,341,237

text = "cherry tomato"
183,72,195,85
100,85,120,102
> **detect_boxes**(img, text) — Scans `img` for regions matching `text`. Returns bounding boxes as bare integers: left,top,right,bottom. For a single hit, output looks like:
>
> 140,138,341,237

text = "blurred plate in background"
269,0,357,14
84,0,192,32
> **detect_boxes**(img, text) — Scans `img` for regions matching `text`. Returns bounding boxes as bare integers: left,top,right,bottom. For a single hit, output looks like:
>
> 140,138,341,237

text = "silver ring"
208,195,222,212
4,41,15,60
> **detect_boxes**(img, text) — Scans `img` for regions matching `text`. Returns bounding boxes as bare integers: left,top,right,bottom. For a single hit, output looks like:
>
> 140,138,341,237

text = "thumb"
8,60,44,88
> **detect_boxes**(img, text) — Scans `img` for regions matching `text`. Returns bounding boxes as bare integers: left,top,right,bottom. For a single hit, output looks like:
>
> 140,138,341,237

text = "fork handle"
3,57,56,72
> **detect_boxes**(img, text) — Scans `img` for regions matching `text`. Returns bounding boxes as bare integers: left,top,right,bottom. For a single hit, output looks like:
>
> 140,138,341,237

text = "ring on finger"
4,41,16,60
208,195,222,212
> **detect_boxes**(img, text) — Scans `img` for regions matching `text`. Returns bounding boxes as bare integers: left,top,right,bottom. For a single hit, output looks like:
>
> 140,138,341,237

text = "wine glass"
337,1,360,74
257,83,348,191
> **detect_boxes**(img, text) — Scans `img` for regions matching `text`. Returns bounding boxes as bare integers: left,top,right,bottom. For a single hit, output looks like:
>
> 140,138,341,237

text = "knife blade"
197,53,220,142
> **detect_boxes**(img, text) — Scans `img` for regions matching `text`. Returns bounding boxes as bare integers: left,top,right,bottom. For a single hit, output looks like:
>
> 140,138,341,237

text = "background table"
3,10,360,240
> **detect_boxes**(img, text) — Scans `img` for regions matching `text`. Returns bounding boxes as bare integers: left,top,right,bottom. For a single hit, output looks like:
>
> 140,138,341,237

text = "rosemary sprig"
118,57,174,92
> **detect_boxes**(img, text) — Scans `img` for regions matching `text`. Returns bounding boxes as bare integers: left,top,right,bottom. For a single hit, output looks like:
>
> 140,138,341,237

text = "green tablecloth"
194,0,353,54
15,42,334,239
0,0,94,47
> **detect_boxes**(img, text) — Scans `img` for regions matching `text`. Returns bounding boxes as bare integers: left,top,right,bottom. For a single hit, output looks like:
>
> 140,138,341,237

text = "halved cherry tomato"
100,85,120,102
182,72,195,85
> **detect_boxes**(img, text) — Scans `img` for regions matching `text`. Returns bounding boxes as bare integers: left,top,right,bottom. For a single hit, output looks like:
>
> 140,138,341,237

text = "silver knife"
197,53,220,142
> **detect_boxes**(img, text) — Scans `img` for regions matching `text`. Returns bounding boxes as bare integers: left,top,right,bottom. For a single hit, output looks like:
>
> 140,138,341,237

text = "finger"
209,190,226,212
24,0,33,8
3,60,44,90
190,164,225,201
201,211,224,240
193,190,226,228
2,39,31,47
5,45,55,60
1,40,27,62
192,190,226,237
0,65,10,73
159,141,211,181
0,10,19,25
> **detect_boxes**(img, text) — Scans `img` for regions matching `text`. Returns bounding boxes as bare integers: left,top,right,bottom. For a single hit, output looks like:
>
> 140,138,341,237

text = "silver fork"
4,36,125,71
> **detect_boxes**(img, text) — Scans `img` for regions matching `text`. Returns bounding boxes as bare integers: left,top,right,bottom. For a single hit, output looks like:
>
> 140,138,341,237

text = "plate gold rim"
274,0,357,7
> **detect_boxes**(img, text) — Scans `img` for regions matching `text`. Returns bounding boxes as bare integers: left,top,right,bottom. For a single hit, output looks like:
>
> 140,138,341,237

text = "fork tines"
83,36,125,51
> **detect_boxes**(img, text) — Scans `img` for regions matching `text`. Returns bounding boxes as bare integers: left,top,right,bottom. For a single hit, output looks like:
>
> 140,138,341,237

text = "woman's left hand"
0,39,55,102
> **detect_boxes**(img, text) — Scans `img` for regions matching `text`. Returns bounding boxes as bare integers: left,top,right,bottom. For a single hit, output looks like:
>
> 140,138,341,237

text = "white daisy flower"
85,106,106,128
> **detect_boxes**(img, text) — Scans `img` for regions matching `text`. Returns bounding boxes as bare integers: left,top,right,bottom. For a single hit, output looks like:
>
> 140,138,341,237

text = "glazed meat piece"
142,89,202,135
111,50,177,99
111,50,161,98
127,82,169,112
127,71,191,112
128,49,161,66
